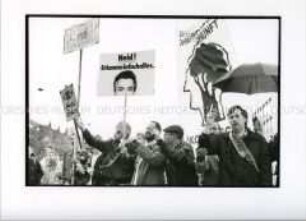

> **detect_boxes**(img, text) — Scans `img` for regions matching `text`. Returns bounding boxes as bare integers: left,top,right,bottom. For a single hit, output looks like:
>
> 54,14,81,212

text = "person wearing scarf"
206,105,272,186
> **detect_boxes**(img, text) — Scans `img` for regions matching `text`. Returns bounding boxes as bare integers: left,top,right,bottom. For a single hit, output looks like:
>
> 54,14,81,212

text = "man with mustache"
132,121,167,186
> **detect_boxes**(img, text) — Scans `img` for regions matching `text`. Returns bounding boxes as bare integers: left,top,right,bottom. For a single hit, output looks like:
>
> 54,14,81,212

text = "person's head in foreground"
163,125,184,145
113,70,137,95
207,122,222,135
76,118,131,142
227,105,248,134
144,121,162,142
114,121,131,141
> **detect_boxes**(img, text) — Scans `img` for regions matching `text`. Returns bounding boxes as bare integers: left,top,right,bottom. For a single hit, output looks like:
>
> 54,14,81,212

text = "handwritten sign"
179,19,218,46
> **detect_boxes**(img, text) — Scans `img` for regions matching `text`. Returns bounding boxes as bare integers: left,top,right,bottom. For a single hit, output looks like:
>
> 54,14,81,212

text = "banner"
179,19,233,125
97,50,155,96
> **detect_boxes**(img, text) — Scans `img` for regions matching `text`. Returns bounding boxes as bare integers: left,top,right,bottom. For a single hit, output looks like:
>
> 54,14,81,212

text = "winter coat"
132,139,166,186
200,131,272,186
162,141,197,186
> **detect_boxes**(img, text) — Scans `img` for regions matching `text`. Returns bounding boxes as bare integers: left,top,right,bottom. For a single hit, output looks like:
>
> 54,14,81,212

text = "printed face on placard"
98,51,154,96
114,78,136,96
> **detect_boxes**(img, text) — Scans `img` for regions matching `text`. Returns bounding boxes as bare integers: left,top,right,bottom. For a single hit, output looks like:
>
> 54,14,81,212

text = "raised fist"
188,43,231,125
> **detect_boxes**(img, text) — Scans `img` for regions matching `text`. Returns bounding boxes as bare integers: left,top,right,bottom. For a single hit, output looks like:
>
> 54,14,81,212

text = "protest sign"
60,84,79,121
97,50,155,96
63,19,99,54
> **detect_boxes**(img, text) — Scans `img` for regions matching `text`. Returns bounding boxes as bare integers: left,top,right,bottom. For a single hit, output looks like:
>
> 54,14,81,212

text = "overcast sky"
29,17,279,140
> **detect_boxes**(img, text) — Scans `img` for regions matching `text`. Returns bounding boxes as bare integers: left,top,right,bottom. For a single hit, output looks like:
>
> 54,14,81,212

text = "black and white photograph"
1,0,306,219
26,16,280,187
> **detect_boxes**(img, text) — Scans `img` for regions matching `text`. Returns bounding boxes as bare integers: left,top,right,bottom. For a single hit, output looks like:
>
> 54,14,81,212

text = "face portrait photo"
98,50,154,96
113,70,137,96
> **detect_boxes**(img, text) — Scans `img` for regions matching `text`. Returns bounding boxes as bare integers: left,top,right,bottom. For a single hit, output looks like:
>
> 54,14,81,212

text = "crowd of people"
28,105,279,187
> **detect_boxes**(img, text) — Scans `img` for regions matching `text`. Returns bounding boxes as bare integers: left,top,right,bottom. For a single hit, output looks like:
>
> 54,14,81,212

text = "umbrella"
213,63,278,94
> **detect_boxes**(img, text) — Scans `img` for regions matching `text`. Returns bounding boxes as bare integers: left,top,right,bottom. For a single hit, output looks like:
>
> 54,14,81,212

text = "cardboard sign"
63,19,99,53
97,50,155,96
60,84,79,121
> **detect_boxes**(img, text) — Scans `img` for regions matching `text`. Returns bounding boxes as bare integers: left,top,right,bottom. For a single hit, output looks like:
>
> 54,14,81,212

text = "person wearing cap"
162,125,197,186
77,120,137,186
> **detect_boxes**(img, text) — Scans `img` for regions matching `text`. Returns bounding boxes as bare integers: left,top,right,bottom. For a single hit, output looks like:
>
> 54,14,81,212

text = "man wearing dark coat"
162,125,197,186
131,121,167,186
77,121,137,186
199,105,272,186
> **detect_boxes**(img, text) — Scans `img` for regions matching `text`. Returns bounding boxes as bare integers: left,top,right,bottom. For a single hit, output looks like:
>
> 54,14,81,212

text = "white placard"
63,19,99,53
98,50,155,96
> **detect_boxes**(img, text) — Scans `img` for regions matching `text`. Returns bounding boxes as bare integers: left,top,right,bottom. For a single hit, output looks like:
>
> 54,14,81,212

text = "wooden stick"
123,91,128,140
71,49,83,185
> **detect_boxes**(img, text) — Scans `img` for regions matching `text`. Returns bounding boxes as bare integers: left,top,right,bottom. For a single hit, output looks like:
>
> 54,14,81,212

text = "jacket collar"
226,129,265,142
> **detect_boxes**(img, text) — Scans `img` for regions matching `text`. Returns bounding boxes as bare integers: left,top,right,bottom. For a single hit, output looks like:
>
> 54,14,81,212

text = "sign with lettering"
60,84,79,121
179,19,218,46
97,50,155,96
179,19,234,125
63,19,99,54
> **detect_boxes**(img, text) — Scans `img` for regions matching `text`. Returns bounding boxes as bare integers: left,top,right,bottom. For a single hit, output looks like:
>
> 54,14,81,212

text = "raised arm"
76,119,111,152
198,133,222,155
82,129,111,153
